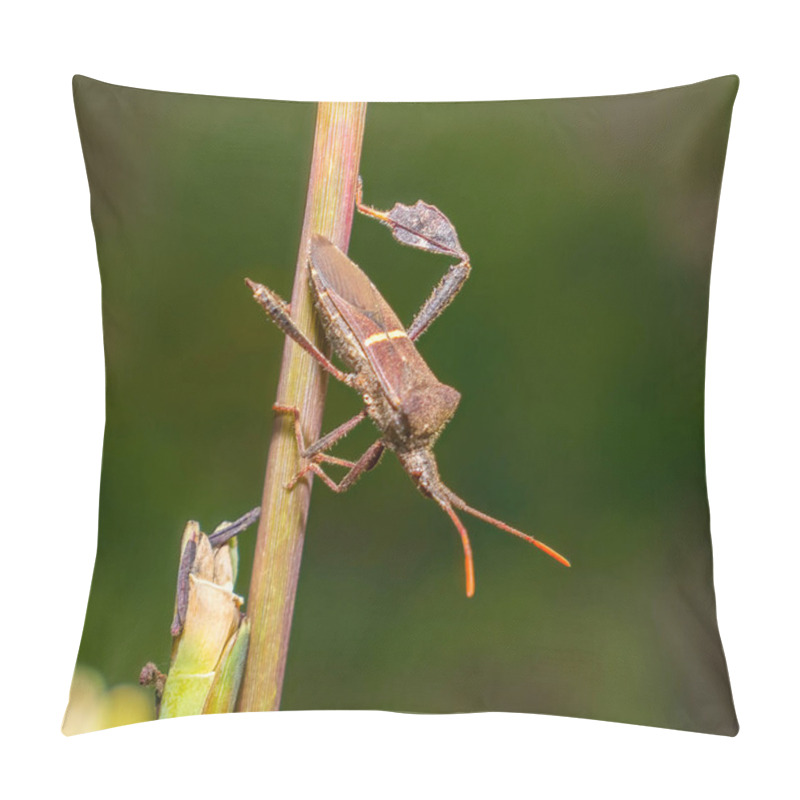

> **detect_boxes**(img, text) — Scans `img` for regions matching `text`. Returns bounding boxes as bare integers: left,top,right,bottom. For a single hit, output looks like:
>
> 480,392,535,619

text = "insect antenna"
443,487,571,568
438,500,475,598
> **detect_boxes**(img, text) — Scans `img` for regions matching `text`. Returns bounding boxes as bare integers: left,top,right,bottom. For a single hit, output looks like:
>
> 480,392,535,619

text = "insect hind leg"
407,259,471,342
354,178,471,342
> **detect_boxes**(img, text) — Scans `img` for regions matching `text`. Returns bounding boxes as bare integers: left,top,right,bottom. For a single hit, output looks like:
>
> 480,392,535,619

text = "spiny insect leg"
327,439,385,492
288,439,385,493
303,410,369,459
246,278,352,385
274,404,355,480
407,258,471,342
354,178,471,342
354,175,392,225
273,404,367,460
355,178,466,262
273,405,382,491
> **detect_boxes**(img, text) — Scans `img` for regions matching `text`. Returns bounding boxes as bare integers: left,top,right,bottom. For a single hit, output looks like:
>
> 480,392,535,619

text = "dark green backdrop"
72,75,738,734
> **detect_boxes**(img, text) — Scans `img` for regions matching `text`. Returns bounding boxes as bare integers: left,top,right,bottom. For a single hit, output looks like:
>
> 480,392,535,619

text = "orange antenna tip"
442,502,476,598
534,540,571,567
465,568,475,598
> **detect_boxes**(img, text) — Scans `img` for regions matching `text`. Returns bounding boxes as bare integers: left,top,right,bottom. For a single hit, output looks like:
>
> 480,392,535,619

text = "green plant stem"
238,103,368,712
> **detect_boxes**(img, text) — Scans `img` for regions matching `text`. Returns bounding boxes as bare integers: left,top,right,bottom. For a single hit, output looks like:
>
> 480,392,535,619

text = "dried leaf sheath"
158,520,250,718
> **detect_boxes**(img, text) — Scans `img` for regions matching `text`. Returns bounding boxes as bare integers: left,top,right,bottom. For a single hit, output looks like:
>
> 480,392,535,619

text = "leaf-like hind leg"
355,177,472,342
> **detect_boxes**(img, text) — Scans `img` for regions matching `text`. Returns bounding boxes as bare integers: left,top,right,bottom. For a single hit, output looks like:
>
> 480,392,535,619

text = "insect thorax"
374,380,461,453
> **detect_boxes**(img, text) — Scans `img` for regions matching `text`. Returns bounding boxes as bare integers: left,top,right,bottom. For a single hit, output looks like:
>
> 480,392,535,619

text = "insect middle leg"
273,405,383,492
296,439,385,494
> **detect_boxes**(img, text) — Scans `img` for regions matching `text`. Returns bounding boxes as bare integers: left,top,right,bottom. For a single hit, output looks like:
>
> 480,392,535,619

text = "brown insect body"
309,235,460,456
247,184,570,597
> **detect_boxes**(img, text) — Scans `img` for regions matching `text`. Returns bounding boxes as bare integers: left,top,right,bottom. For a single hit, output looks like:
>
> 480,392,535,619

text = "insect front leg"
246,278,353,385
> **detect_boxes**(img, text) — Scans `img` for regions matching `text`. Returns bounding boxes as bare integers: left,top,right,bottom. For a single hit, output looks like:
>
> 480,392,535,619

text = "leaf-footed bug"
245,179,569,597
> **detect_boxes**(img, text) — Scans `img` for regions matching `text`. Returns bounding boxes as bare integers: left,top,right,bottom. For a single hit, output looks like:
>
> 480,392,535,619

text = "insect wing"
309,235,435,408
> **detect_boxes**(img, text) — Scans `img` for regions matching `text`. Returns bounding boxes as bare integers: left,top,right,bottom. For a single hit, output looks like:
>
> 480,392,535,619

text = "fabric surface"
67,75,739,735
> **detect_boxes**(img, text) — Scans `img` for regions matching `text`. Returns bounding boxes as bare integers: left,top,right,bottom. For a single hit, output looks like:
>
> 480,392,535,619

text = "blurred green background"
70,75,738,734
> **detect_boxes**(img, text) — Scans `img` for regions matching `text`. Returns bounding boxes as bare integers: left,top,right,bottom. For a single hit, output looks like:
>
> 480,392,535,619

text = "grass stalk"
238,103,368,712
